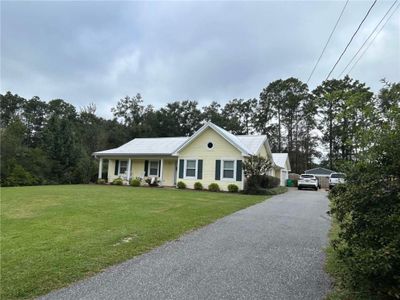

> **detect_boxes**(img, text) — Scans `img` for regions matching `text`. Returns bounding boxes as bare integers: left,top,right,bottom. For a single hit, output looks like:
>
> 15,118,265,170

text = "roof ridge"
236,134,266,137
132,136,188,139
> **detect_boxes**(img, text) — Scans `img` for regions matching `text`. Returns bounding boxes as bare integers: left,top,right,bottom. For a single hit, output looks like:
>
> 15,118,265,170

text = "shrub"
97,178,106,184
265,175,280,188
73,154,98,184
5,165,38,186
208,183,220,192
177,181,186,189
144,177,160,187
112,177,123,185
328,110,400,298
194,182,203,190
130,177,141,187
243,175,280,194
243,155,272,177
227,184,239,193
243,186,267,195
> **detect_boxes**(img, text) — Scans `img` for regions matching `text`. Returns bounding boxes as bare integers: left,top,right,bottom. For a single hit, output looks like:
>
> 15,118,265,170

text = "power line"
325,0,378,81
306,0,349,84
338,0,398,78
347,2,400,75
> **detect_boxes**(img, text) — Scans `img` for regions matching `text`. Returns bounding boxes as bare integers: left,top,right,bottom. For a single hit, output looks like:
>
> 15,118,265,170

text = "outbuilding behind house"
304,167,335,189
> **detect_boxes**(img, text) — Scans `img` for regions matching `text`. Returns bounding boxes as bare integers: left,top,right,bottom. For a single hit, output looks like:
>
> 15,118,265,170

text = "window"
222,160,235,179
207,142,214,149
185,160,197,178
300,174,314,179
119,160,128,175
330,173,345,178
149,161,159,176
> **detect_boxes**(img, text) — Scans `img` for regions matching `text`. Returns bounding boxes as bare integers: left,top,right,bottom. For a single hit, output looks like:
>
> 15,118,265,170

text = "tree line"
1,76,398,186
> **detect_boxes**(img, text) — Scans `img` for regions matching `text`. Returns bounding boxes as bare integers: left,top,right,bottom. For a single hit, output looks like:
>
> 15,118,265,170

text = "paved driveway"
40,189,331,300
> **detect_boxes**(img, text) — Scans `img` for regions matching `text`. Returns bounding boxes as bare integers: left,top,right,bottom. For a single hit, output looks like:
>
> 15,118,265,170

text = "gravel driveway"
40,189,331,300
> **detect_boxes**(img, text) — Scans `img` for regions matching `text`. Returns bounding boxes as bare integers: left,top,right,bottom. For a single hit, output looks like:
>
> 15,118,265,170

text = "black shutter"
179,159,184,179
158,160,161,177
144,160,149,176
197,160,203,179
236,160,242,181
114,160,119,175
215,160,221,180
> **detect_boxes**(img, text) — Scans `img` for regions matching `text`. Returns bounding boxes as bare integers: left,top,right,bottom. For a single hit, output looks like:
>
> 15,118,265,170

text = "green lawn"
1,185,266,299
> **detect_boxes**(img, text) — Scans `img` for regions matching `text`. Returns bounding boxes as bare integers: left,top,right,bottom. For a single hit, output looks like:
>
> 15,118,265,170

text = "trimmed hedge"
227,184,239,193
177,181,186,189
208,183,220,192
130,178,141,187
97,178,106,184
112,177,123,185
194,182,203,190
243,175,280,194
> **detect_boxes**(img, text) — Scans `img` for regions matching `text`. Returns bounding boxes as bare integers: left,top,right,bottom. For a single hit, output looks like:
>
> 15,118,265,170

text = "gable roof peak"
272,153,291,171
173,121,251,155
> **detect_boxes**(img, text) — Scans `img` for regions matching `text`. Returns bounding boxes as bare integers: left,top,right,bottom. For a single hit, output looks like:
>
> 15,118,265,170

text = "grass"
1,184,266,299
325,222,353,300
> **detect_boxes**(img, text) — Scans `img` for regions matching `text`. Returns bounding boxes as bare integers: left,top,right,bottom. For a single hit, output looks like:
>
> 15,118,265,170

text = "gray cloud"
1,1,399,118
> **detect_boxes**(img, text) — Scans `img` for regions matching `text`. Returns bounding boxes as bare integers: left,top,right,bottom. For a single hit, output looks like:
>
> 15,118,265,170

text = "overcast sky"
1,1,399,118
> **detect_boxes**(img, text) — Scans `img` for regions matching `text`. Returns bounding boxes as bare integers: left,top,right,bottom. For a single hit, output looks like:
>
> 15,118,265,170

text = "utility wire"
347,2,400,75
306,0,349,84
325,0,378,81
338,0,398,78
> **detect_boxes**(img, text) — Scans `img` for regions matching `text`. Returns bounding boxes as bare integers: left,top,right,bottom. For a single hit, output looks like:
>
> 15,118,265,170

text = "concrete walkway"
40,189,331,300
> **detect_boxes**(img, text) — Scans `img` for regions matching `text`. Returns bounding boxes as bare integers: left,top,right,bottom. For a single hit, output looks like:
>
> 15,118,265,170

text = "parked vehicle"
298,174,318,191
329,173,346,189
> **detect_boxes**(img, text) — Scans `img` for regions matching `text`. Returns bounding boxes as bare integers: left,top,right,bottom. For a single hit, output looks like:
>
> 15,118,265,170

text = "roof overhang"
253,136,280,168
92,153,175,158
286,157,292,172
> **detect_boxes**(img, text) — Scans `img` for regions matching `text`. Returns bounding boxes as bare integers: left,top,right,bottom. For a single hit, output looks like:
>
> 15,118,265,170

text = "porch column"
98,158,103,179
160,159,164,184
127,158,132,181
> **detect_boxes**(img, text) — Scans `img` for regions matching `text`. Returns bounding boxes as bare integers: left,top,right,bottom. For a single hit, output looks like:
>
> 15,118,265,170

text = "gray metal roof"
93,122,270,158
272,153,291,171
304,167,335,175
236,135,267,155
93,137,189,156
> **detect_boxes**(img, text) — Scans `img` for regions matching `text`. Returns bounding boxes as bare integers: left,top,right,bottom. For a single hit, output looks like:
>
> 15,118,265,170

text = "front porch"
98,157,178,186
